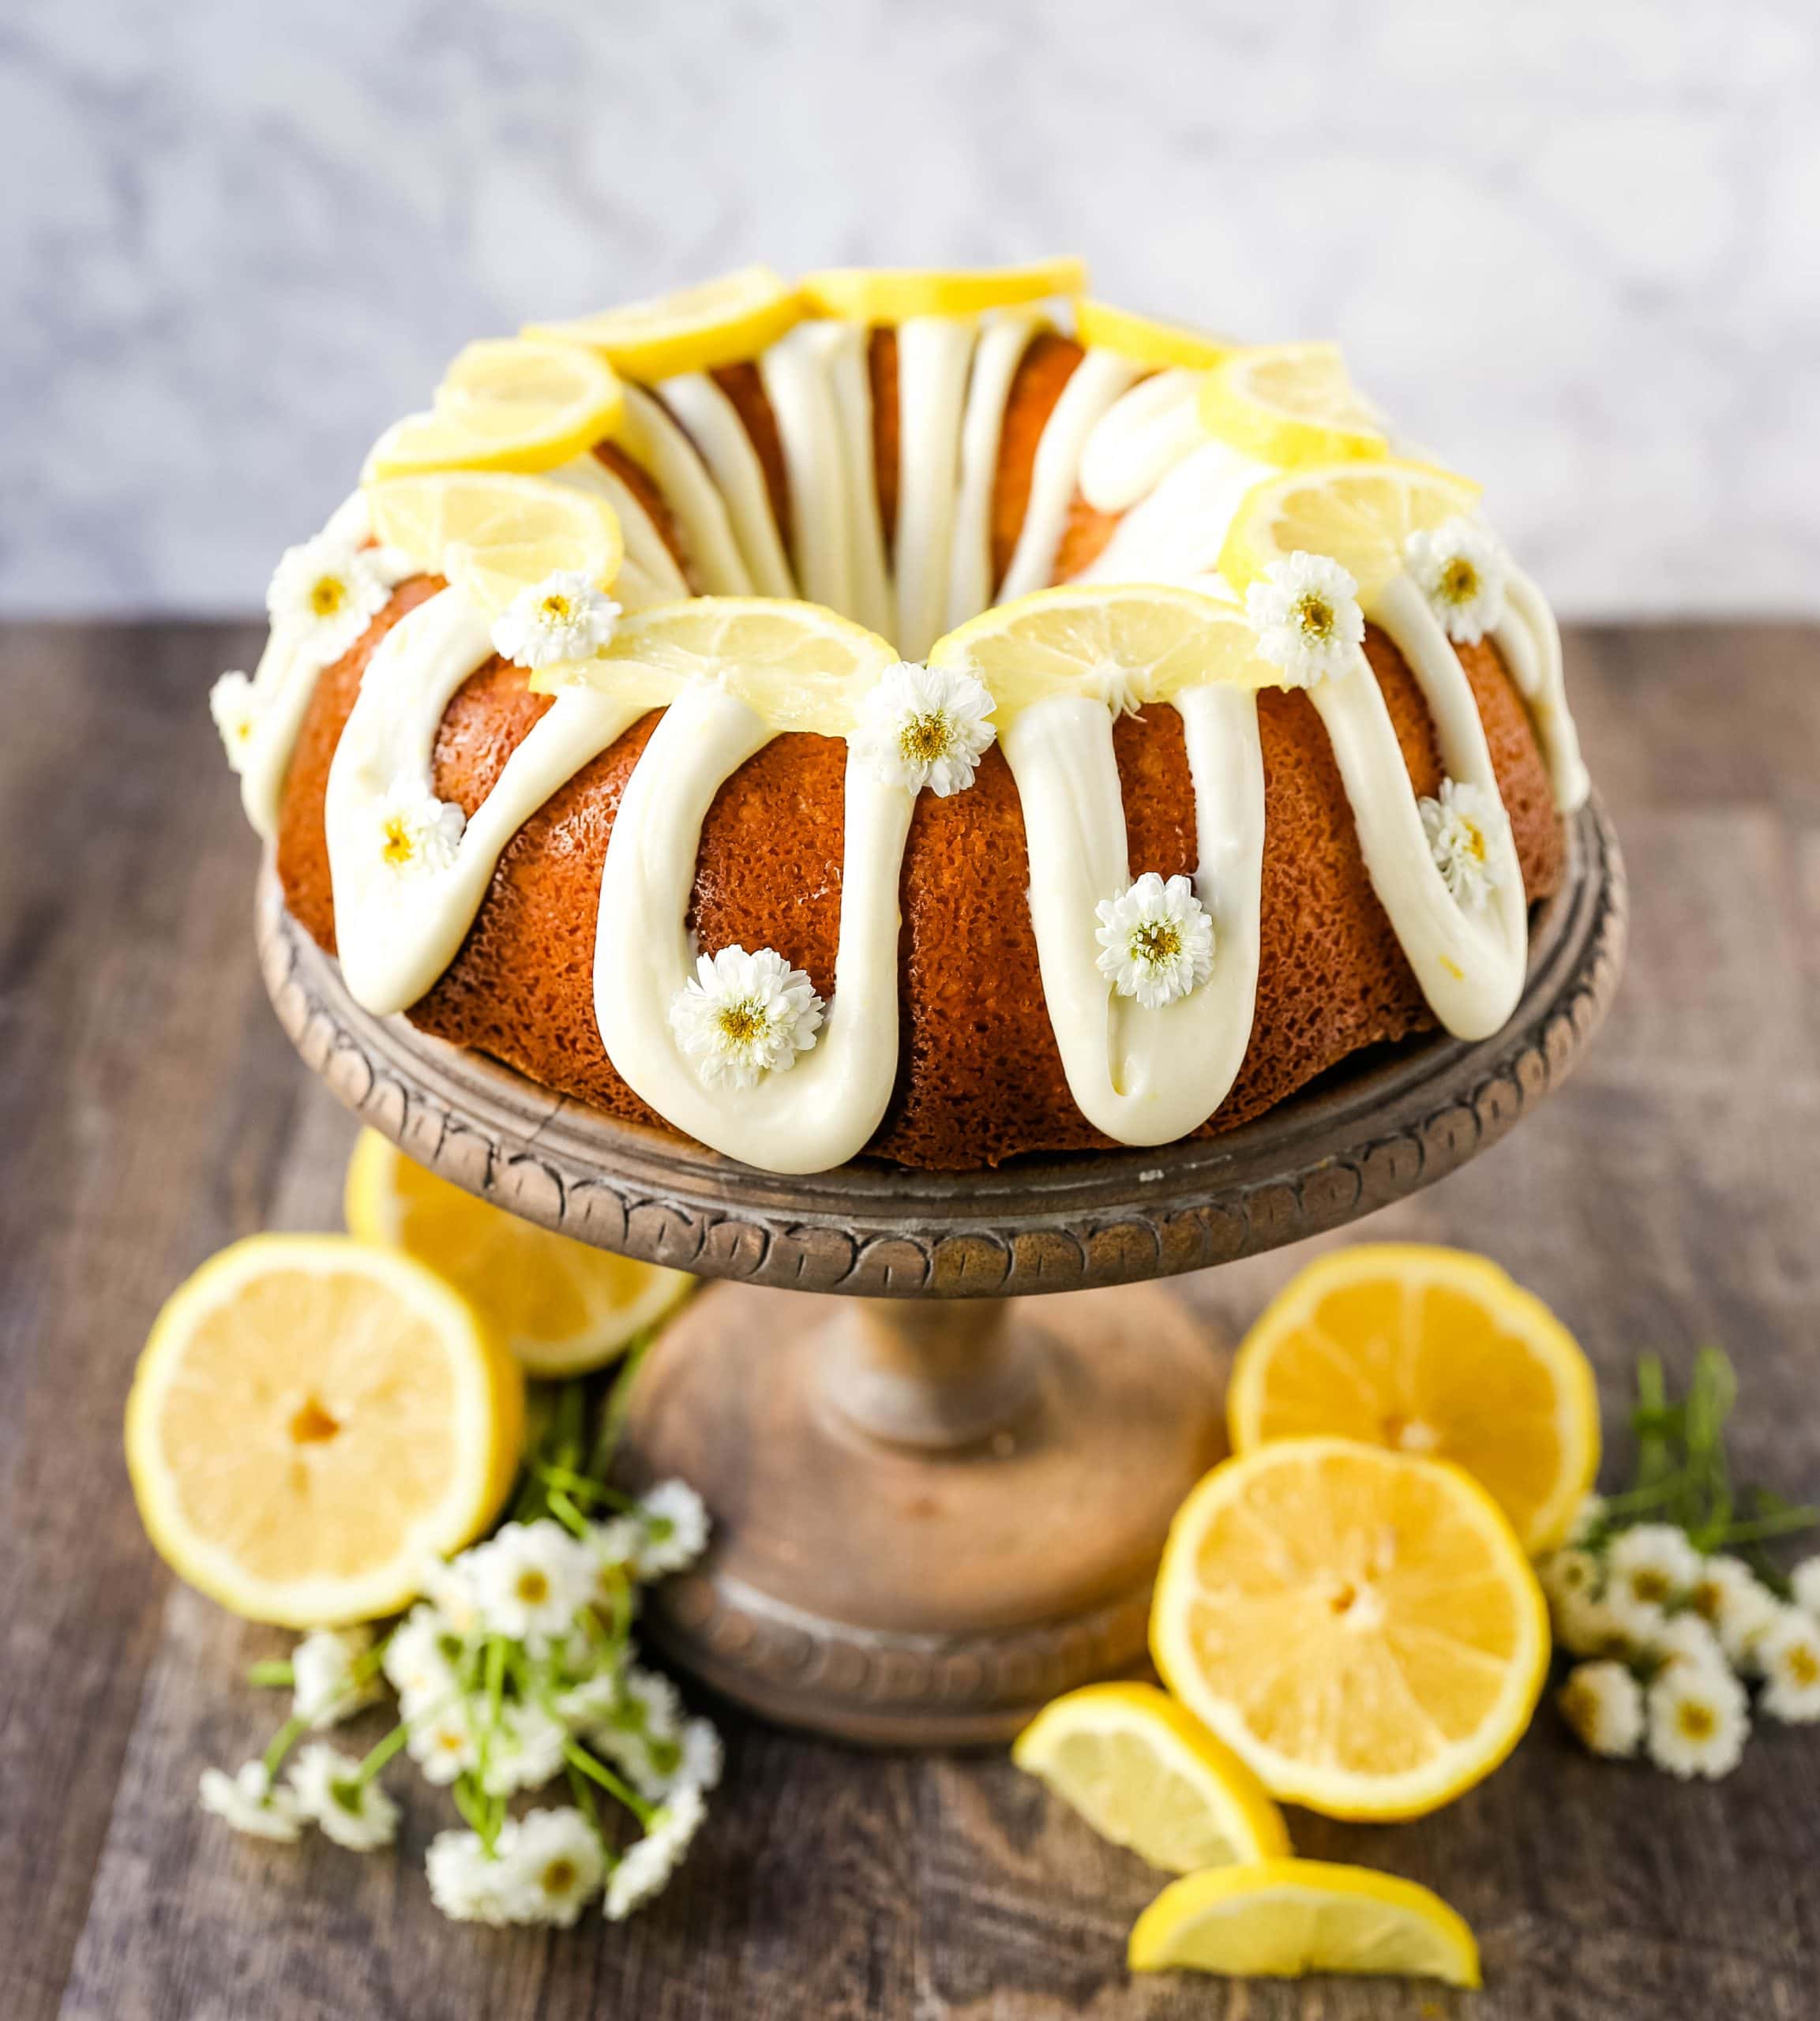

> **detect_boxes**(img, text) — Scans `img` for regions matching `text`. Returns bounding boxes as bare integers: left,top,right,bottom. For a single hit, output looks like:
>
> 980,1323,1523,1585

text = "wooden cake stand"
257,799,1624,1745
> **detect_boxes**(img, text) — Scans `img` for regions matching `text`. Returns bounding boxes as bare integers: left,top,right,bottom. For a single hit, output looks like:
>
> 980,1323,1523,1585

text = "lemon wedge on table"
1130,1858,1480,1987
1228,1243,1599,1554
364,470,624,621
365,337,625,481
799,257,1088,324
1150,1437,1548,1820
1012,1682,1288,1874
1197,340,1388,467
1217,458,1483,602
525,264,806,381
1074,298,1233,372
125,1235,523,1626
345,1130,694,1378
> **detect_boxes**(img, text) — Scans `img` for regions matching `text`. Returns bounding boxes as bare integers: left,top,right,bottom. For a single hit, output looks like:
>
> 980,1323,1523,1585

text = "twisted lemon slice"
1075,298,1233,372
366,338,625,480
524,264,805,380
1198,341,1387,466
800,257,1087,323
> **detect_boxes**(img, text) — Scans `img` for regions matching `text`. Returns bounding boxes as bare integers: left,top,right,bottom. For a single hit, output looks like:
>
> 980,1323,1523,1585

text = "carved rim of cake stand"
256,796,1625,1295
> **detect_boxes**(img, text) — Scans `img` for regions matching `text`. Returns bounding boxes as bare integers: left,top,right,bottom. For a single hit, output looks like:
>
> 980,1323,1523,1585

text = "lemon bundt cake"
213,261,1590,1175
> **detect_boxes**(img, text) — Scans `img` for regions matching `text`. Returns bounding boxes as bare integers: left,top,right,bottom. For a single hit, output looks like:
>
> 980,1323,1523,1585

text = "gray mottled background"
4,0,1817,617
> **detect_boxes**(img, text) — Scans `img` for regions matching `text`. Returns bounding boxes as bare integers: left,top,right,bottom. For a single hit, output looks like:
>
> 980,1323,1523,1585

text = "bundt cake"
212,261,1591,1175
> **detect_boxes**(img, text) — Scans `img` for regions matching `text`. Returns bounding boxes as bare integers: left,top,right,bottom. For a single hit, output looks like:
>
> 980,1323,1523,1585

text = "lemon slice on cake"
1217,458,1483,601
126,1235,523,1626
1150,1438,1548,1820
366,338,625,481
929,581,1278,722
524,264,806,381
1197,342,1387,467
1075,299,1233,372
1130,1859,1480,1987
345,1130,693,1378
1228,1245,1599,1554
1013,1682,1289,1874
365,470,624,621
800,257,1088,324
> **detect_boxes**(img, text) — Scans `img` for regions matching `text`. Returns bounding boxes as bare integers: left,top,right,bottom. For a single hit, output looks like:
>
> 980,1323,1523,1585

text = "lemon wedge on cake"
345,1130,693,1378
1073,299,1233,373
1197,341,1387,466
1228,1244,1599,1554
800,258,1088,323
1218,459,1482,601
126,1235,523,1626
525,264,805,381
365,337,625,481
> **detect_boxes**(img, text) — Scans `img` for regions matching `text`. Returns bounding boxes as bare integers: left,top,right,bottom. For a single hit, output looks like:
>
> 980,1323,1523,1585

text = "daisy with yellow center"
373,776,466,878
854,661,996,796
266,533,390,662
1419,777,1505,911
1758,1609,1820,1723
669,945,825,1089
1244,549,1364,686
1094,872,1216,1010
208,670,261,772
490,568,621,671
1405,517,1508,644
1646,1662,1748,1779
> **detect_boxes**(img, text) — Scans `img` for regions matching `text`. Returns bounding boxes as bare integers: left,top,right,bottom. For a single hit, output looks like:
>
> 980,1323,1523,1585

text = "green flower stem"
246,1659,295,1689
563,1738,653,1827
546,1486,593,1542
260,1712,309,1783
351,1718,414,1787
536,1463,636,1511
565,1761,602,1835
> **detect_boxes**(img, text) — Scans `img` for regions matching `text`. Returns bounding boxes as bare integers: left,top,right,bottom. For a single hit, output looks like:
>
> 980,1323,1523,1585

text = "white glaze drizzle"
760,321,856,617
546,452,689,607
1494,560,1590,812
1075,437,1273,593
891,316,977,661
615,385,753,596
996,349,1144,602
657,371,797,598
824,322,896,643
1078,368,1206,515
945,312,1042,632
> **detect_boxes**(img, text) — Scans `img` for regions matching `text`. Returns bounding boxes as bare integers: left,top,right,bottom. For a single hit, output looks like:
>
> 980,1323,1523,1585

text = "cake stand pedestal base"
617,1281,1228,1745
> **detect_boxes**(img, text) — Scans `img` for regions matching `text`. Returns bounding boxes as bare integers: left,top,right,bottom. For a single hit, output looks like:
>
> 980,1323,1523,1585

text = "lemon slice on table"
1150,1438,1548,1820
1074,299,1233,372
533,594,897,733
1228,1244,1599,1554
126,1235,523,1626
524,264,806,381
1197,341,1388,467
365,470,624,621
799,257,1088,324
1217,457,1483,602
1130,1859,1480,1987
365,338,625,481
1013,1682,1289,1874
928,581,1278,724
345,1130,693,1378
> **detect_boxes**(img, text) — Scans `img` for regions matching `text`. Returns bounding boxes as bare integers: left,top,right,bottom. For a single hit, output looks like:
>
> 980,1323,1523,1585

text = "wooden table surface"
3,619,1818,2021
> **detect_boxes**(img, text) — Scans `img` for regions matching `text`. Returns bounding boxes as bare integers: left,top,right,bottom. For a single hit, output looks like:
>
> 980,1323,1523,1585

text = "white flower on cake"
1558,1659,1644,1758
508,1806,606,1926
632,1479,711,1577
1419,778,1503,911
375,776,466,879
1646,1662,1748,1779
1244,550,1364,687
605,1784,707,1922
1757,1608,1820,1723
1405,516,1508,645
426,1826,519,1925
291,1625,381,1729
287,1743,400,1850
854,661,996,797
1094,872,1215,1010
1686,1554,1781,1667
490,570,621,671
199,1759,302,1841
467,1520,595,1648
208,671,261,771
670,946,824,1089
266,534,390,662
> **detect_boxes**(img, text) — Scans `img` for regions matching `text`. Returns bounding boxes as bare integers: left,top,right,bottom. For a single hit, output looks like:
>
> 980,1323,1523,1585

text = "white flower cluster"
670,945,825,1090
267,533,392,663
198,1480,718,1927
375,775,466,879
1404,517,1507,646
208,670,261,773
490,571,621,672
1094,872,1216,1010
854,661,997,797
1244,551,1365,688
1419,777,1505,913
1543,1505,1820,1780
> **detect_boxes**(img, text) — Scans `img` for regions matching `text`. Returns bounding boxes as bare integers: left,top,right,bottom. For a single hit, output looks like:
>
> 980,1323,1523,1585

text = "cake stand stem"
816,1299,1041,1449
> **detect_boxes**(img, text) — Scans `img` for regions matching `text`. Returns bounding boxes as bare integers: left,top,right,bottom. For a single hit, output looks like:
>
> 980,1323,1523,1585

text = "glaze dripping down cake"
212,261,1589,1175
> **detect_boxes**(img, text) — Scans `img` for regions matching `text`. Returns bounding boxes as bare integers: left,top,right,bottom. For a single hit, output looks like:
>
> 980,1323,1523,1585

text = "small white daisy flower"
490,570,621,671
1558,1659,1645,1758
1686,1554,1781,1668
504,1806,606,1926
1094,872,1216,1011
633,1480,711,1578
1608,1526,1703,1613
426,1826,518,1926
1645,1611,1730,1679
1646,1662,1749,1780
1244,550,1364,688
1757,1607,1820,1723
1418,778,1504,912
208,671,261,771
383,1604,461,1714
1790,1556,1820,1620
854,661,996,797
287,1743,400,1850
291,1625,381,1729
647,1717,724,1799
1540,1547,1600,1614
466,1519,595,1648
199,1759,302,1842
407,1700,479,1785
267,534,390,662
374,776,465,878
669,946,824,1090
604,1784,706,1922
478,1700,569,1798
1404,517,1508,645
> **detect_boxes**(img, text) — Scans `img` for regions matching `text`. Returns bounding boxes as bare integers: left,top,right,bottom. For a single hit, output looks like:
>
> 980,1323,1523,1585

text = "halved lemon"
1129,1859,1480,1987
345,1130,693,1378
1198,342,1387,467
365,338,625,481
126,1235,523,1626
1012,1681,1289,1874
1217,459,1482,601
800,257,1088,324
365,470,624,621
1228,1245,1599,1554
1150,1438,1548,1819
532,594,897,735
524,265,805,381
1075,299,1233,372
